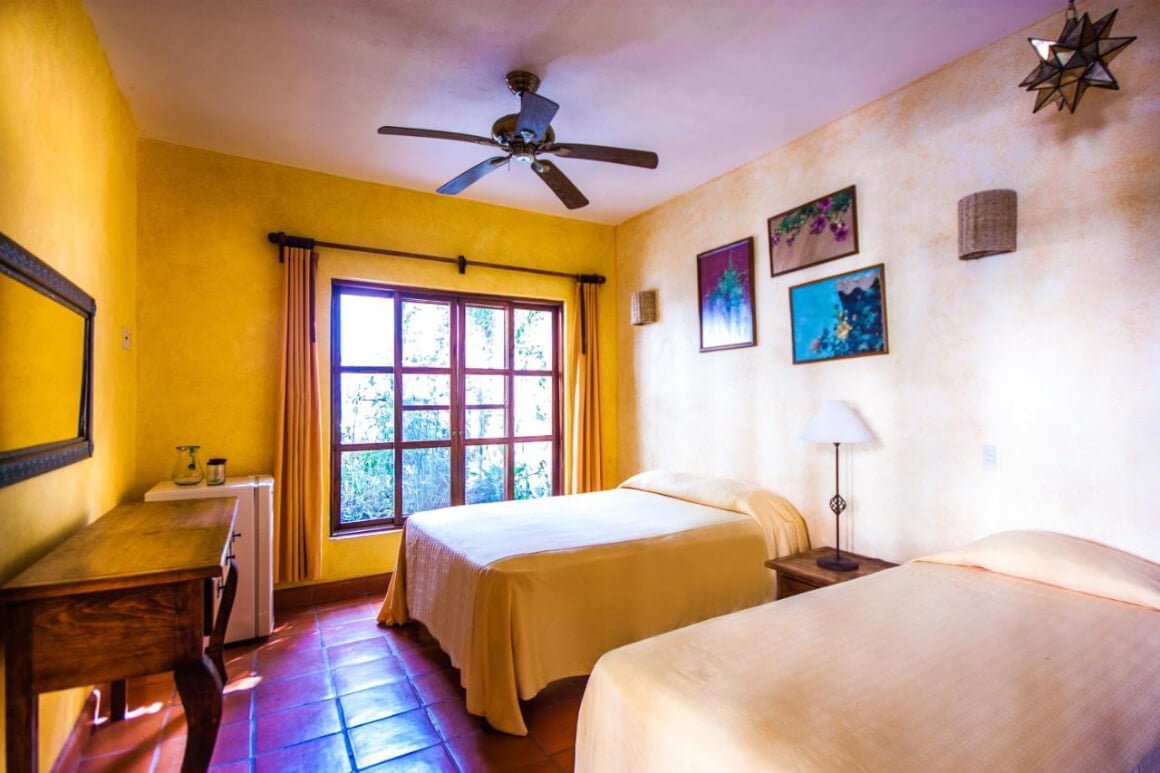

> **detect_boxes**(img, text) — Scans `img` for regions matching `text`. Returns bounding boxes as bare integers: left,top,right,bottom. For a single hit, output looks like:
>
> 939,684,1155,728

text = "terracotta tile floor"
72,596,586,772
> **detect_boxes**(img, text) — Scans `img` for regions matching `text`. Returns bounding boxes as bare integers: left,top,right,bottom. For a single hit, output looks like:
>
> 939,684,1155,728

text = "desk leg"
110,679,127,721
174,655,223,773
5,605,37,773
206,558,238,684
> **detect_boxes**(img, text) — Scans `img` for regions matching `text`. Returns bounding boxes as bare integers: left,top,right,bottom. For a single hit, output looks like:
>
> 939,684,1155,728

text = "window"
330,281,562,533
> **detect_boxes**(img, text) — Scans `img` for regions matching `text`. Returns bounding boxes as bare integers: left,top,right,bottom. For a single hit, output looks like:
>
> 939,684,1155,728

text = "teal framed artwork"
697,237,755,352
788,263,888,364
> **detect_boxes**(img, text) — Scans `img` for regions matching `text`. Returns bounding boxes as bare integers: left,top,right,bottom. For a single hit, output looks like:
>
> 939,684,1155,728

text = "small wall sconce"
958,190,1017,260
630,290,658,325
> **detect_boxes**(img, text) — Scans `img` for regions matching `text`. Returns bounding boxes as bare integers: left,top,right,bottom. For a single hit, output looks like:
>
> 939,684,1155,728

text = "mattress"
377,470,809,734
577,530,1160,772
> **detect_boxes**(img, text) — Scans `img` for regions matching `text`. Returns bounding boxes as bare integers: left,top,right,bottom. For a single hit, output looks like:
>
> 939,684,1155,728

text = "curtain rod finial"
268,232,316,261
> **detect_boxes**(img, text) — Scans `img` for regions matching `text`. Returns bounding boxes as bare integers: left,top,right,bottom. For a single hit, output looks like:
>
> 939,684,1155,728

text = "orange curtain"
567,281,603,493
274,246,323,583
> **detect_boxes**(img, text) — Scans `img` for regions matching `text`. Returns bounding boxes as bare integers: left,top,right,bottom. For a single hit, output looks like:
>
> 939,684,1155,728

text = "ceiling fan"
377,71,659,210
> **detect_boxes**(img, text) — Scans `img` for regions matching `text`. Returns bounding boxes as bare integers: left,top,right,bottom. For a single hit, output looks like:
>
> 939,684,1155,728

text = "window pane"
514,442,552,500
340,293,393,366
332,287,558,536
403,447,450,515
465,444,505,505
465,375,505,407
465,408,505,439
402,409,451,442
465,306,506,370
514,376,551,437
403,374,450,406
339,450,395,523
402,300,450,367
340,373,394,444
514,309,552,370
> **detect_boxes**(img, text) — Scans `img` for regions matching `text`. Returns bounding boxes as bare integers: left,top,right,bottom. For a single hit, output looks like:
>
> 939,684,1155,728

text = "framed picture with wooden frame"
788,263,888,364
768,185,859,277
697,237,756,353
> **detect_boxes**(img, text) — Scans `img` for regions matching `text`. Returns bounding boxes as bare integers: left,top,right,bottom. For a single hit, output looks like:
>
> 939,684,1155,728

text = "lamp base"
817,552,859,572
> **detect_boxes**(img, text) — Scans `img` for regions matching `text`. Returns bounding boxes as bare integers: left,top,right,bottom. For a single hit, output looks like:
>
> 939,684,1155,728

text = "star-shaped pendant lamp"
1020,1,1136,113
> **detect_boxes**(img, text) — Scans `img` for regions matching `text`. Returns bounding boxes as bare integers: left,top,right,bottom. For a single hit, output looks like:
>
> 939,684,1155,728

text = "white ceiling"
84,0,1060,225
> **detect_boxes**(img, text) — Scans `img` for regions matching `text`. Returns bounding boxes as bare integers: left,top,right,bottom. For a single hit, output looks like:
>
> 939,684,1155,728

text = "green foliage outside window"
334,288,558,528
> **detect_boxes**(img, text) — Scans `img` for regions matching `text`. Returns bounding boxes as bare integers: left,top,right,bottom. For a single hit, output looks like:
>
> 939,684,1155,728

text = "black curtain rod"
267,232,605,284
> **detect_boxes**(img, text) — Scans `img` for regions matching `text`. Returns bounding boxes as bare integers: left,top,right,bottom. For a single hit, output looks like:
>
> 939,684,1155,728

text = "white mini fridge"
145,475,275,644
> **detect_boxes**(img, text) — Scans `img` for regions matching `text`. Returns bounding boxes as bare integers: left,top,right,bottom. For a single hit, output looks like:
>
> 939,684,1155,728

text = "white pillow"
918,530,1160,611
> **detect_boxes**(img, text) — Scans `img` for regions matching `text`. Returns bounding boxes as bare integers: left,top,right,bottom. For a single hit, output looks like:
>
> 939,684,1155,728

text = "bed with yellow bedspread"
377,470,809,735
576,530,1160,772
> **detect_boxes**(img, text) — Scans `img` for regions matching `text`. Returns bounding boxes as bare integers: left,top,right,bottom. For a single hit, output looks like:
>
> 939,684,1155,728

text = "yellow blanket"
378,471,808,734
577,531,1160,772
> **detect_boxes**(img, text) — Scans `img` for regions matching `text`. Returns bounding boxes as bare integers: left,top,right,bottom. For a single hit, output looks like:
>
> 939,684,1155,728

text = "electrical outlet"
122,327,131,351
982,443,998,471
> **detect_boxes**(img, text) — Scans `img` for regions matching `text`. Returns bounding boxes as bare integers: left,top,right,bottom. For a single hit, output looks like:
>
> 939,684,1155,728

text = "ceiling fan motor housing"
505,70,540,96
491,114,554,150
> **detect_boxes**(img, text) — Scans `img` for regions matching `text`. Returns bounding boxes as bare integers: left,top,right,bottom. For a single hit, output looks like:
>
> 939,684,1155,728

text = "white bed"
577,530,1160,772
377,470,809,735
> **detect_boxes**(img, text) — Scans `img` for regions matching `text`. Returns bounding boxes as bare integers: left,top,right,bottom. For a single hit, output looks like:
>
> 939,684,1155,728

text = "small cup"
206,458,227,486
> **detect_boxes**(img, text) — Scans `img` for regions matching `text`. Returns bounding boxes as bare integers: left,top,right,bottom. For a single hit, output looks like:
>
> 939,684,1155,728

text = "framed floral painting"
697,237,756,352
788,263,888,364
768,185,859,276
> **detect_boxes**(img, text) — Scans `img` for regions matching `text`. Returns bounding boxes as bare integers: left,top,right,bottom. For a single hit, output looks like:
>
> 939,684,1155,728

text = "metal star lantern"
1020,1,1136,113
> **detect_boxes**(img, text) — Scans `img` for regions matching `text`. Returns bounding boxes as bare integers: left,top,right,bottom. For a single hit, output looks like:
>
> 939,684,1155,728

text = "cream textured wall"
136,141,617,584
0,0,139,768
616,0,1160,563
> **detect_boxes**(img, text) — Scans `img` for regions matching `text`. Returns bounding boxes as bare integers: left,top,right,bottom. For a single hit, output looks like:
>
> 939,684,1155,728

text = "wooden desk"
1,498,239,773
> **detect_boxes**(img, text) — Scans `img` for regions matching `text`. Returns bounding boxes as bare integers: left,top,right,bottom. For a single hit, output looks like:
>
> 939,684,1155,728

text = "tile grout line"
316,610,363,773
143,701,169,773
246,644,259,766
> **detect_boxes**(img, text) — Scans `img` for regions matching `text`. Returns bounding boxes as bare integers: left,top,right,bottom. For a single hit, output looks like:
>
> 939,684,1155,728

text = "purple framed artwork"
788,263,888,364
768,185,859,276
697,237,756,352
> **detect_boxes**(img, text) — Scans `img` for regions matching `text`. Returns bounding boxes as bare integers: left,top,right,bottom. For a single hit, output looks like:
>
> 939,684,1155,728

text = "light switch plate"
982,444,998,471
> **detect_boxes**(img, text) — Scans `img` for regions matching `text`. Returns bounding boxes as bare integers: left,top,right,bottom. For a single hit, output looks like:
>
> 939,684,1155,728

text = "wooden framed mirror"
0,231,95,487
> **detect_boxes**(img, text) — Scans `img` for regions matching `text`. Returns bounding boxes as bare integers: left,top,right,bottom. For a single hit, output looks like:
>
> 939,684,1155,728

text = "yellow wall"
0,0,139,769
136,141,617,584
616,0,1160,563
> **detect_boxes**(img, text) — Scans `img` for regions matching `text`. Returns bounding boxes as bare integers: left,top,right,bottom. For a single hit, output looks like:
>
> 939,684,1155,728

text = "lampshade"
801,400,873,444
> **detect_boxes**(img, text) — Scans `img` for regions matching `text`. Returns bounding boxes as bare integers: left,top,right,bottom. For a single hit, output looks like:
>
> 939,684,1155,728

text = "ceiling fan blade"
516,92,559,142
542,143,658,169
531,160,588,210
437,156,509,195
378,125,498,149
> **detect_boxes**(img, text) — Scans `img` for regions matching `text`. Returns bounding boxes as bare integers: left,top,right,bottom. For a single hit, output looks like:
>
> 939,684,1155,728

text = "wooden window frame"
330,280,563,535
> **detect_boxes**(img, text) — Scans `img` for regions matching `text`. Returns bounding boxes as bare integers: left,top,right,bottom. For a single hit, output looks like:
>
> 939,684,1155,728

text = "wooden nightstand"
765,547,897,599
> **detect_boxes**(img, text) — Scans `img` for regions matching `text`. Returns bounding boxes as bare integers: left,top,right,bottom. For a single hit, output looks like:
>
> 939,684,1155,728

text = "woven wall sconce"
958,190,1017,260
630,290,658,325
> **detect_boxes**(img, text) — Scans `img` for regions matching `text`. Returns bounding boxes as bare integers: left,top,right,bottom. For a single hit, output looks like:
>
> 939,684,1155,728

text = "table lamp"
801,400,873,571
